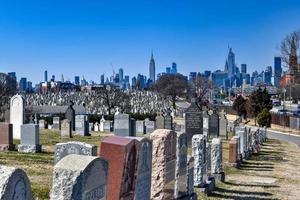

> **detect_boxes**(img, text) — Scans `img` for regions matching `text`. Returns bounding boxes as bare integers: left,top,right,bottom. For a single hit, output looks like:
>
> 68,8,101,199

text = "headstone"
10,94,24,139
155,112,165,129
75,115,89,136
50,155,108,200
0,165,33,200
185,99,202,142
52,117,61,130
211,138,223,176
0,123,15,151
94,122,99,132
136,120,145,135
206,142,211,177
114,114,134,136
103,121,111,132
134,137,153,200
100,116,105,132
54,141,97,164
164,108,173,130
150,129,176,200
187,156,194,196
209,110,219,138
89,123,93,132
229,138,238,166
65,101,75,131
219,111,228,139
192,134,206,187
18,124,42,153
145,119,155,134
174,132,188,199
202,111,209,137
61,119,72,138
38,120,45,129
100,136,138,200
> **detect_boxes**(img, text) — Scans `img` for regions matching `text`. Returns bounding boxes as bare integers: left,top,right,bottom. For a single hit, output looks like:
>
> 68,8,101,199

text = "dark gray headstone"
164,109,173,130
185,100,202,142
75,115,89,136
65,101,75,131
18,124,42,153
52,117,61,130
209,110,220,138
114,114,135,136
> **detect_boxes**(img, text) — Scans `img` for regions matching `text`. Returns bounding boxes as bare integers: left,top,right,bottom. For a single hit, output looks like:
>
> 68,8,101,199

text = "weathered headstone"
100,116,105,132
114,114,135,136
50,155,108,200
209,109,219,138
103,121,111,132
52,117,61,130
219,110,228,139
0,165,33,200
185,99,202,142
174,132,188,199
134,137,153,200
100,136,138,200
0,123,15,151
211,138,224,181
187,156,195,196
136,120,145,135
145,119,155,134
155,112,165,129
229,138,238,167
10,94,24,139
192,134,206,188
164,108,173,130
54,141,97,164
65,101,75,131
89,123,93,132
206,142,211,177
75,115,89,136
38,119,45,129
61,119,72,138
94,122,99,132
18,124,42,153
150,129,176,200
202,111,209,137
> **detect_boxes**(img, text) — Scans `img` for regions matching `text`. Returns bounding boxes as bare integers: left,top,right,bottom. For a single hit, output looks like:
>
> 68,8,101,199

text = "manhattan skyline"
0,0,299,83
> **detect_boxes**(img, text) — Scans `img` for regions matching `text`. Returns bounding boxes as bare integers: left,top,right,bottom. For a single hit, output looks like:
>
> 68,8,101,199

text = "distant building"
211,70,228,88
274,57,282,87
166,67,171,74
19,77,27,91
149,52,156,83
27,81,33,92
171,62,177,74
119,68,124,82
241,64,247,74
44,70,48,82
189,72,197,83
100,74,105,85
225,48,236,77
74,76,80,85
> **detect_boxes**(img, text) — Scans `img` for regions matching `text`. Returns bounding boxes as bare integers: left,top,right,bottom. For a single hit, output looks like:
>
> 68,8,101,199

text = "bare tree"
0,73,17,120
193,76,213,106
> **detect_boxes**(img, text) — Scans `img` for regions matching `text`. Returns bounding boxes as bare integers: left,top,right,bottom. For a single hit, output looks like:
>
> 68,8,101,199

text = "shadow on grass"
223,181,279,188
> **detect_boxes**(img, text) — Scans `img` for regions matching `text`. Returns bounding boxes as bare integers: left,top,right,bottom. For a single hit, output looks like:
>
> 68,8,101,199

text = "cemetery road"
267,130,300,148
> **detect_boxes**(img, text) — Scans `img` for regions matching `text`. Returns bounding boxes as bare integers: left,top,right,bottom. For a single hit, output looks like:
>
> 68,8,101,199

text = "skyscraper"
74,76,80,85
274,57,282,87
100,74,105,85
226,48,236,77
119,68,124,82
171,62,177,74
149,52,155,83
19,77,27,91
241,64,247,74
44,70,48,82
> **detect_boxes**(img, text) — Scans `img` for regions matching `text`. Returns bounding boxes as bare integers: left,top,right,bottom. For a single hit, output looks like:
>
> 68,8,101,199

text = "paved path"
267,129,300,148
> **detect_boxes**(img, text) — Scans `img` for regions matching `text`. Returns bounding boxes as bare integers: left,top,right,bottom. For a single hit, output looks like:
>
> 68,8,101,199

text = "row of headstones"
0,129,224,200
229,125,267,166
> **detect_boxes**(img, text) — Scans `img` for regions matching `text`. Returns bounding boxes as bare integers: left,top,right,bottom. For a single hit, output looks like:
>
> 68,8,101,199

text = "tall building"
44,70,48,82
119,68,124,82
149,52,155,83
225,48,236,77
100,74,105,85
27,81,33,92
171,62,177,74
274,57,282,87
74,76,80,85
19,77,27,91
241,64,247,74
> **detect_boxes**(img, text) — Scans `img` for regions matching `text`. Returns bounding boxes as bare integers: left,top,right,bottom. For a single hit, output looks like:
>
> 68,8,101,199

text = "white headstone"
10,95,24,139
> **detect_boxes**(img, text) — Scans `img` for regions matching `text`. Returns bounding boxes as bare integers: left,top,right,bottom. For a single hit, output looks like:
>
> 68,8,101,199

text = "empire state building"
149,51,156,83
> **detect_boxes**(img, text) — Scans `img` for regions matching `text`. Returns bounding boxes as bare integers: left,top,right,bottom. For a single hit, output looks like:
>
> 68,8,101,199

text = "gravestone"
54,141,97,164
52,117,61,130
209,109,219,138
185,99,203,143
206,142,211,177
134,137,153,200
202,111,209,137
219,110,228,139
94,122,99,132
38,120,45,129
75,115,89,136
103,121,111,132
89,123,93,132
229,138,238,166
18,124,42,153
155,112,165,129
164,108,173,130
100,136,138,200
65,101,75,131
174,132,188,199
192,134,206,187
0,165,33,200
0,123,15,151
150,129,176,200
50,155,108,200
187,156,195,196
100,116,105,132
114,114,134,136
61,119,72,138
10,94,24,139
211,138,224,181
136,120,145,135
145,119,155,134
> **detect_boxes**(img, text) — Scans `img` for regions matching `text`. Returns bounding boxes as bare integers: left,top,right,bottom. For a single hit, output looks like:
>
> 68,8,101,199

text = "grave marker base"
18,144,42,153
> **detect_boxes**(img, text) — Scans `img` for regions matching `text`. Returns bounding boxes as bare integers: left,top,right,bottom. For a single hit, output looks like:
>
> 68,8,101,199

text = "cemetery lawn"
196,138,300,200
0,129,112,200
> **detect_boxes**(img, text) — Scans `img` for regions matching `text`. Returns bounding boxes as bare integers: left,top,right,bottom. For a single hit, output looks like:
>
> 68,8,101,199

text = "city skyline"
0,1,299,83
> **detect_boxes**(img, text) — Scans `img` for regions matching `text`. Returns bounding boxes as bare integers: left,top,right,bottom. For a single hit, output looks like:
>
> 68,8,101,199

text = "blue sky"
0,0,299,84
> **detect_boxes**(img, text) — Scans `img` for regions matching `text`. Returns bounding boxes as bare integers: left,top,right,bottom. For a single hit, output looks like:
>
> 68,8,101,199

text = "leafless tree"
0,73,16,120
193,76,214,105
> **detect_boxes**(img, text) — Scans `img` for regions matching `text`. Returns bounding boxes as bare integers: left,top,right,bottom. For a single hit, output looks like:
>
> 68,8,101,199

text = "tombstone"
155,112,165,129
10,94,24,139
114,114,135,136
54,141,97,164
164,108,173,130
18,124,42,153
0,165,33,200
52,117,61,130
100,136,138,200
145,119,155,134
185,98,203,142
61,119,72,138
50,155,108,200
192,134,206,188
103,121,111,132
206,142,211,177
219,110,228,139
187,156,195,196
211,138,225,181
89,123,94,132
237,130,247,158
94,122,99,132
174,132,188,199
0,123,15,151
136,120,145,135
209,109,219,138
100,116,105,132
75,115,89,136
65,101,75,131
202,110,209,137
38,120,45,129
134,137,153,200
229,138,239,167
150,129,176,200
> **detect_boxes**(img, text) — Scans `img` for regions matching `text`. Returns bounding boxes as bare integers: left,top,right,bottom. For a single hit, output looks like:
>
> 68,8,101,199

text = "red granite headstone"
100,136,138,200
0,122,14,151
228,138,238,166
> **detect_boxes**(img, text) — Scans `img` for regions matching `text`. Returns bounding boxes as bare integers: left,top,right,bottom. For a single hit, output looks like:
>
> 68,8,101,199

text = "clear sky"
0,0,299,84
